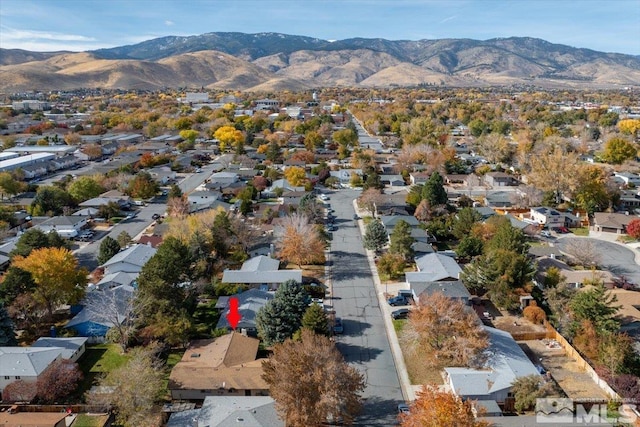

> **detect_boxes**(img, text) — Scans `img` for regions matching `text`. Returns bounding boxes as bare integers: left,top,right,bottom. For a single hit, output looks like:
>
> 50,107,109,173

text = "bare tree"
83,286,136,350
358,188,383,216
166,194,190,219
562,238,601,267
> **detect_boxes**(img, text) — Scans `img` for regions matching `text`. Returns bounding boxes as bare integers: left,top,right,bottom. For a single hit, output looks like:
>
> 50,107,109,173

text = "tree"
97,201,121,220
68,176,105,202
2,380,37,402
399,386,490,427
88,344,164,427
0,266,36,306
363,220,388,253
301,304,329,336
30,185,74,216
85,286,136,350
116,231,132,248
523,300,547,324
256,280,310,346
601,137,637,165
167,194,190,219
388,220,415,262
0,172,26,199
214,125,245,152
627,218,640,239
97,236,121,265
0,302,17,346
511,375,557,412
422,172,448,206
262,329,365,427
562,238,600,267
277,213,325,268
452,207,482,240
455,235,484,259
36,359,83,403
376,253,406,280
485,217,529,255
167,184,182,199
127,171,159,200
569,282,620,335
11,228,51,258
12,247,87,318
402,292,489,368
525,140,579,204
357,188,383,216
284,166,307,187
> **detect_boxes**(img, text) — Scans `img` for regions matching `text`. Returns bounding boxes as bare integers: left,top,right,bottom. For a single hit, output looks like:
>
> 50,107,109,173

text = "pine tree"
422,171,448,206
97,236,121,265
363,220,388,252
301,304,329,336
0,302,17,346
256,280,310,346
388,220,415,262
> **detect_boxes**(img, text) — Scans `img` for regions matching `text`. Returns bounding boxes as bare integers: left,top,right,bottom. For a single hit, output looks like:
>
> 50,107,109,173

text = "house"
65,285,135,341
215,288,275,335
444,326,541,404
95,271,138,290
148,165,176,184
534,256,615,289
410,280,471,305
208,171,239,186
35,215,89,237
380,215,420,229
593,212,636,234
0,411,71,427
530,207,565,227
484,172,518,188
0,347,63,395
614,172,640,187
188,190,221,205
484,191,513,208
380,174,405,187
329,169,362,186
280,190,307,207
32,337,88,362
221,255,302,289
168,396,283,427
101,244,157,275
79,189,132,209
407,253,462,282
265,178,305,196
168,332,270,400
409,172,430,185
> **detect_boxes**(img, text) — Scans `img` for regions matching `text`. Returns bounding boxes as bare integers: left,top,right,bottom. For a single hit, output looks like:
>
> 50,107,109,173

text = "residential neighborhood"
0,86,639,427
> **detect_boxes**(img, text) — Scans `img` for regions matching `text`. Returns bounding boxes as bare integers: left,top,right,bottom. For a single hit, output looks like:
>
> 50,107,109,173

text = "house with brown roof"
593,212,636,234
168,332,269,400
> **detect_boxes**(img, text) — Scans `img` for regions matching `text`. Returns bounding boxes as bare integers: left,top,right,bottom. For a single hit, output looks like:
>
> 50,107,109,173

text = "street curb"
352,200,415,402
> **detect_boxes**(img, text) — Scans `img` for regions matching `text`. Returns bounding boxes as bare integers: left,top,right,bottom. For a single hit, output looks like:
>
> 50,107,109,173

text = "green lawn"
72,414,110,427
571,227,590,236
161,350,185,401
75,344,130,400
392,319,406,333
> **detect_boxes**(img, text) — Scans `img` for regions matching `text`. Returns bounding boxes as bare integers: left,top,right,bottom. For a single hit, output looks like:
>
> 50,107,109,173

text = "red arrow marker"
226,297,242,330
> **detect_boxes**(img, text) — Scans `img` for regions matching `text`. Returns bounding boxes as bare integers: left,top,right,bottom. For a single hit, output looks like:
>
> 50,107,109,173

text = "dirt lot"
520,339,609,400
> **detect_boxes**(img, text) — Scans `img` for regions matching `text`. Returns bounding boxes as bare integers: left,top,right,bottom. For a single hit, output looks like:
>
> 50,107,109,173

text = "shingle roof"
411,280,471,301
445,326,540,399
216,288,275,330
101,244,157,271
66,285,135,329
32,337,88,359
410,253,462,281
168,396,283,427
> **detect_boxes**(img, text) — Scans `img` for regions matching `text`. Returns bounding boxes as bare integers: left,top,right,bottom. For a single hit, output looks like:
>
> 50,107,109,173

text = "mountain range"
1,32,639,92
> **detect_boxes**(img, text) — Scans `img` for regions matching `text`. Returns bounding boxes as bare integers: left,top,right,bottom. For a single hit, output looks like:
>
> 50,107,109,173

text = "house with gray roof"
444,326,541,404
410,280,471,305
407,253,462,283
35,215,89,237
0,347,63,395
101,244,157,275
216,288,275,335
168,394,283,427
221,255,301,289
32,337,88,362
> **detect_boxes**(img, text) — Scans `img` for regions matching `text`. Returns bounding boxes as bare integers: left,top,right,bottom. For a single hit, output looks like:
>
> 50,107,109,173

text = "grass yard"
161,350,185,401
571,227,590,236
75,344,130,400
394,321,446,385
72,414,110,427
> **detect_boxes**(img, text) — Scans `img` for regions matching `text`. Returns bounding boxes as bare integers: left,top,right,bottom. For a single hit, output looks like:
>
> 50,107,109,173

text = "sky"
1,0,639,55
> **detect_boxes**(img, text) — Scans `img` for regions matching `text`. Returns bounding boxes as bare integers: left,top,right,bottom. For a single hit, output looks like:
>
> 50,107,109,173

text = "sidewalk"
352,200,417,402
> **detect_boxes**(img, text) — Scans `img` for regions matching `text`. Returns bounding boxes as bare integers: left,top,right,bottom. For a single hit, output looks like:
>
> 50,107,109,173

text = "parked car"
332,317,344,335
391,308,410,320
387,296,408,306
152,213,161,220
353,214,359,220
540,230,552,238
397,403,410,414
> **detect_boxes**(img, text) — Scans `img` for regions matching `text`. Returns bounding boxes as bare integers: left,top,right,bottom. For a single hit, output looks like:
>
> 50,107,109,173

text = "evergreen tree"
421,172,448,206
0,302,17,346
388,220,415,262
363,220,388,253
97,236,122,265
301,304,329,336
256,280,310,346
452,207,482,240
569,282,620,335
11,228,50,258
485,216,529,255
0,266,36,306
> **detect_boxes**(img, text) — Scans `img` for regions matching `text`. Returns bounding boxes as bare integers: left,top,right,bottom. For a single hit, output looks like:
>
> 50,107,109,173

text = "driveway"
555,236,640,284
328,188,405,426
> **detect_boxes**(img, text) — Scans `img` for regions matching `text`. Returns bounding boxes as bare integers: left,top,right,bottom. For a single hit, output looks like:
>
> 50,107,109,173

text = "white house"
32,337,88,362
101,244,157,275
0,347,63,395
35,215,89,238
530,207,565,227
614,172,640,187
188,190,221,205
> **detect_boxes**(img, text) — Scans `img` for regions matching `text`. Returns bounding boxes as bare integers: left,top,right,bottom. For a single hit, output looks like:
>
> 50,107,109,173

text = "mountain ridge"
1,32,639,91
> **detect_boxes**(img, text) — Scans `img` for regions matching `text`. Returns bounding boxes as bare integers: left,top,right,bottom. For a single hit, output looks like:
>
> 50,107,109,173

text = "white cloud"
1,26,97,43
165,20,175,26
439,15,457,24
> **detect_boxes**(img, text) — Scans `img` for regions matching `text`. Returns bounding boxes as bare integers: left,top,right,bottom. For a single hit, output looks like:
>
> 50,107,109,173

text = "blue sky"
1,0,639,55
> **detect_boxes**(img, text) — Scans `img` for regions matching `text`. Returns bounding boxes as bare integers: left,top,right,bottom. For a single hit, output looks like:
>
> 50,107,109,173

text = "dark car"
152,213,161,220
387,296,408,306
332,317,344,335
391,308,410,320
397,403,410,414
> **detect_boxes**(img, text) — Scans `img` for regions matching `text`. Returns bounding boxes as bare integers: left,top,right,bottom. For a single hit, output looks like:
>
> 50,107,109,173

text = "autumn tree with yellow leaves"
399,386,490,427
12,247,87,319
277,213,325,268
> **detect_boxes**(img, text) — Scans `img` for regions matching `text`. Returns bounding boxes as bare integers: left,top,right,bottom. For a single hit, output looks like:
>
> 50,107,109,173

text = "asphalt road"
555,236,640,284
328,188,404,426
74,162,218,270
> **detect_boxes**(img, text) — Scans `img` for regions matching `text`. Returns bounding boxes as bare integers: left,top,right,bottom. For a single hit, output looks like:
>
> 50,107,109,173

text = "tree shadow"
352,395,405,426
335,340,383,365
337,318,373,337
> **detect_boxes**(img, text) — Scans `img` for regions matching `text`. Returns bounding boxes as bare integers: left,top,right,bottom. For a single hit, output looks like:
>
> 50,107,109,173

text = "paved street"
555,236,640,284
327,189,404,426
